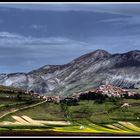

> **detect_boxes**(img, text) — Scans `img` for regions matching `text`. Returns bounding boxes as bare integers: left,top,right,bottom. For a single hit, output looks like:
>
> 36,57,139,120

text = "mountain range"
0,49,140,96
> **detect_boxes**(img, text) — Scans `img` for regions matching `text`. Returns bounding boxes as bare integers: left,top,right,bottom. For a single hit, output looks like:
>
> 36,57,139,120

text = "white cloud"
31,24,48,30
97,15,140,26
0,31,94,72
0,32,88,47
97,17,129,23
0,32,25,39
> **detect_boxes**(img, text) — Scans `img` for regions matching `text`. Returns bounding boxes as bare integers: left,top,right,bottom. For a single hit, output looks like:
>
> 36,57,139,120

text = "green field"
68,99,140,127
0,98,140,134
0,102,65,122
0,87,140,135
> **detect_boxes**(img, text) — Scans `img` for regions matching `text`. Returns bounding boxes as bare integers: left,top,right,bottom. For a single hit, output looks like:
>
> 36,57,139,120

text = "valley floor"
0,96,140,136
0,88,140,136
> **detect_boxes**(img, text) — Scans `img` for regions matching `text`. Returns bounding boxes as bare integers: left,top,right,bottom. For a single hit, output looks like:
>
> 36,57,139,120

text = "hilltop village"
0,84,139,105
15,84,140,104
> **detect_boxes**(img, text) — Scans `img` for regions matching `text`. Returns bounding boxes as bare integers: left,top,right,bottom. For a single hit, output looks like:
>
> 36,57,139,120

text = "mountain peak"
91,49,111,57
70,49,111,64
111,50,140,68
127,50,140,53
0,49,140,95
125,50,140,58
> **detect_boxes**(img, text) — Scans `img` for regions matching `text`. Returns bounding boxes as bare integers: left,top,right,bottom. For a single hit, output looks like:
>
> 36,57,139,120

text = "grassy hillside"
1,102,65,122
0,85,25,92
68,99,140,127
1,98,140,127
0,85,44,122
0,85,140,135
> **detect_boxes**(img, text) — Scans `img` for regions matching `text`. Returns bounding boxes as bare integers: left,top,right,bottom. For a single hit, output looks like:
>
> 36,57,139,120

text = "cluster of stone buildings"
71,84,140,100
2,84,139,103
25,90,61,103
90,84,139,98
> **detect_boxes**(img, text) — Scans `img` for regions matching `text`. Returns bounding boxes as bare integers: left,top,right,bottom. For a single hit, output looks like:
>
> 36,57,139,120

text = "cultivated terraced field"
0,86,140,136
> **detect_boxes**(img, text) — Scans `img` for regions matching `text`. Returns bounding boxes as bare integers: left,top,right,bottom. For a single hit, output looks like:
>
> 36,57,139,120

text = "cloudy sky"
0,2,140,73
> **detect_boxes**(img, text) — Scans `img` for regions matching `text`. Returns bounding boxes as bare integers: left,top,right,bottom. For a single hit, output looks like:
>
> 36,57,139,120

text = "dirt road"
0,99,47,120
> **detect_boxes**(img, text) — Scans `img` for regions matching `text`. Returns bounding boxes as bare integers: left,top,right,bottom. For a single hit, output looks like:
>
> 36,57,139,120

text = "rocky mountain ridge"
0,49,140,96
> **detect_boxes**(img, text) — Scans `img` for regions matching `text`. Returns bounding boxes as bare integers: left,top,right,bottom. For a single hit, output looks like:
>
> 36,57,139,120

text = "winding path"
0,99,47,120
